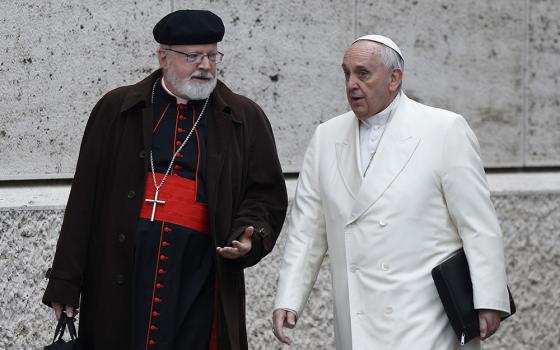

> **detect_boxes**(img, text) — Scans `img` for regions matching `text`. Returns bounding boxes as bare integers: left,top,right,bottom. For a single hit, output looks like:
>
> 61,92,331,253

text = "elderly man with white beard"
42,9,287,350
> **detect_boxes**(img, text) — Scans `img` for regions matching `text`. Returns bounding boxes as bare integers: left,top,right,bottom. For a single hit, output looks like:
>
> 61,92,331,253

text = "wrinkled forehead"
348,40,385,53
342,41,384,66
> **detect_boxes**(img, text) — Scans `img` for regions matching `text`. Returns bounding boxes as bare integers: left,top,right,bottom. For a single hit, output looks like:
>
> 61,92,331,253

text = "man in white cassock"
272,35,511,349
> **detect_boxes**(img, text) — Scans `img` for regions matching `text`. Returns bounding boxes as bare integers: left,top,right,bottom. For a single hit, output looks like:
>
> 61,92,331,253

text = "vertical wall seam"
523,0,530,166
354,0,358,37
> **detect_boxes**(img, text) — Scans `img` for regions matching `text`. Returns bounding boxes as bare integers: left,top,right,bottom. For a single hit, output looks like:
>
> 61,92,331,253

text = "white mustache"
189,71,214,80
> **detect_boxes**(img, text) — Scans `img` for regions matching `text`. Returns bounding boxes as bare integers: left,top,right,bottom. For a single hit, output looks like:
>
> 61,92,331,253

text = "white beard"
166,67,217,100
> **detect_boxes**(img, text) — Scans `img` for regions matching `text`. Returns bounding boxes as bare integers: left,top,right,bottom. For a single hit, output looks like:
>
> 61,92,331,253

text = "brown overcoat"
42,70,288,349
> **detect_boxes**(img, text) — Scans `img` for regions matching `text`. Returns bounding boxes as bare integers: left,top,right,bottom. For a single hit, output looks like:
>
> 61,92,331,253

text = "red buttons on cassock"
177,127,185,133
175,140,182,146
149,339,157,345
173,165,181,170
159,255,168,261
162,241,170,247
156,283,164,289
150,325,158,331
176,152,183,158
153,297,162,303
179,115,187,120
164,227,172,233
152,311,160,317
158,268,166,275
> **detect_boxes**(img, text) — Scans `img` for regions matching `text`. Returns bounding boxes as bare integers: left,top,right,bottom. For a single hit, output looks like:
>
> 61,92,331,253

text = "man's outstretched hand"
216,226,253,259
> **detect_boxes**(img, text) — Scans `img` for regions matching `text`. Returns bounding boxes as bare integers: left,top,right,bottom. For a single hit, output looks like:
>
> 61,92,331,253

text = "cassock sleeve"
224,102,288,269
439,114,511,315
42,97,108,309
274,126,328,317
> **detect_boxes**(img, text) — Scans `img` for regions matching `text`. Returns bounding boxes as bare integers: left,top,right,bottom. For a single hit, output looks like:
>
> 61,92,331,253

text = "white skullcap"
353,34,404,62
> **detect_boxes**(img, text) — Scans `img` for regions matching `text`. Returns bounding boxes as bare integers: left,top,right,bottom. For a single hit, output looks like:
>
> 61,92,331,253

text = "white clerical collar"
161,77,189,105
359,92,401,128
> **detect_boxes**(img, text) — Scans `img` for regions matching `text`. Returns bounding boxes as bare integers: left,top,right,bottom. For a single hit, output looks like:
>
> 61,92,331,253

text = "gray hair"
376,44,404,73
373,43,404,90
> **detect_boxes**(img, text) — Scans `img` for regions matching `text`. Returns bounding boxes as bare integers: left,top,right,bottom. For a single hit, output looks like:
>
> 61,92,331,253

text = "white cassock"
274,93,511,349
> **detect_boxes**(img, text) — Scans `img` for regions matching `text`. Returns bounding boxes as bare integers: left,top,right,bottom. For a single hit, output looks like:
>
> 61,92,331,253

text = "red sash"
140,173,209,233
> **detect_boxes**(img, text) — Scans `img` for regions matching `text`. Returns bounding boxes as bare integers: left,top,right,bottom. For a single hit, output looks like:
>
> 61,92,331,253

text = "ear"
157,48,168,69
388,68,403,93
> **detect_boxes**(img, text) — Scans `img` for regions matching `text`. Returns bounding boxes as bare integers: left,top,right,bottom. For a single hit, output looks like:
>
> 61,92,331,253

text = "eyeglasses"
163,48,224,64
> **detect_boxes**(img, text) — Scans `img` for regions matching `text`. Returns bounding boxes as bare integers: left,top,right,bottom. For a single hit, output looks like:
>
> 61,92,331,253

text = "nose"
197,55,212,70
346,75,359,91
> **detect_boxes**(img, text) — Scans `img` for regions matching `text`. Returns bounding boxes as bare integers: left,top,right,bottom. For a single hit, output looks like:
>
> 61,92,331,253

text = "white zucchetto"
353,34,404,61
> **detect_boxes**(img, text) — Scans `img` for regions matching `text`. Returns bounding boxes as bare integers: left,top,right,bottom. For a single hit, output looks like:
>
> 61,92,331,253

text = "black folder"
431,249,516,345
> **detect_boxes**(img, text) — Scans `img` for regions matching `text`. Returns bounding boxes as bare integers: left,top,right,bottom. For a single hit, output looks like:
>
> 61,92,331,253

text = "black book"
431,249,516,345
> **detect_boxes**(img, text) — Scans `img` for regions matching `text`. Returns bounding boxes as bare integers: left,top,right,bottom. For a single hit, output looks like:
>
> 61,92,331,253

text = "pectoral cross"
145,189,166,222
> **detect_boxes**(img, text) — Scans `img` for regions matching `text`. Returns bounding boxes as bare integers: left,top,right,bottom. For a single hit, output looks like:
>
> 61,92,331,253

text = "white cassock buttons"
381,263,390,271
379,220,387,227
384,306,393,315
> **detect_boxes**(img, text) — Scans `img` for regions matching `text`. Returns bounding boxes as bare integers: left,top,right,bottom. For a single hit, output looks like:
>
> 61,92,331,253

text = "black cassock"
132,79,218,350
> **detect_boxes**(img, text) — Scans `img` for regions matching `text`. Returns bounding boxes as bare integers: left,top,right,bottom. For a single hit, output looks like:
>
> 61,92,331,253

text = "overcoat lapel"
206,108,230,199
119,69,161,173
348,95,421,223
206,83,238,236
335,115,362,199
141,106,153,172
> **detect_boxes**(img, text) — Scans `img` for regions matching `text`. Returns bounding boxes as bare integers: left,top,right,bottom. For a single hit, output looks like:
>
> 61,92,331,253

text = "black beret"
153,10,225,45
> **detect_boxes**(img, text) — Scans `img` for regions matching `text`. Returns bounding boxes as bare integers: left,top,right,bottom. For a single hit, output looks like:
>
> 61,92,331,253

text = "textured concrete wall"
1,0,560,179
1,0,560,349
1,184,559,349
0,0,170,179
359,0,527,166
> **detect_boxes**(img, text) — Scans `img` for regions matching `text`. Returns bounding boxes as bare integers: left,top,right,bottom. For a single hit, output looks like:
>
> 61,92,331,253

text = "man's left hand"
479,309,501,340
216,226,253,259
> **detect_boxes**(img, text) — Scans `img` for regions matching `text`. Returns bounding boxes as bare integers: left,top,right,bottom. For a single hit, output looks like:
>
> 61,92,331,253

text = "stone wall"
1,0,560,179
1,179,559,349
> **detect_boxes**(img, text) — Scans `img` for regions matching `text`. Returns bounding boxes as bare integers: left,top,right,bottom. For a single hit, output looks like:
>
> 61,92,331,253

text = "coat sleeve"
274,127,328,317
42,98,108,309
225,102,288,269
439,115,511,315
